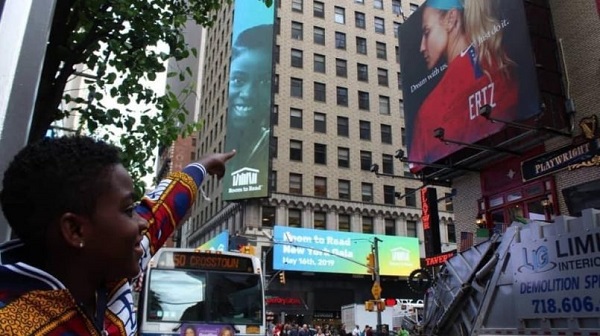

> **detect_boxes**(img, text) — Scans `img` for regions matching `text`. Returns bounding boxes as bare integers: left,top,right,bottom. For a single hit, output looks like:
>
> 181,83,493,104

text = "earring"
79,241,85,248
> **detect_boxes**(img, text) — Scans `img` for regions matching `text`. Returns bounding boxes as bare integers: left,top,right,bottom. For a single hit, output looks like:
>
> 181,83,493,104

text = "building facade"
449,0,600,248
185,0,454,326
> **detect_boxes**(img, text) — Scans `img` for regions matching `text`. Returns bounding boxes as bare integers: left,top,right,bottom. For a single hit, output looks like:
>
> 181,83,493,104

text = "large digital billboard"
399,0,540,172
223,0,275,200
273,226,420,277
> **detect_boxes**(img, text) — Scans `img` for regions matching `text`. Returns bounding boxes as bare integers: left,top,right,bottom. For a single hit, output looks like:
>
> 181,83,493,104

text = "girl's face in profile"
228,48,272,124
420,7,448,69
185,327,196,336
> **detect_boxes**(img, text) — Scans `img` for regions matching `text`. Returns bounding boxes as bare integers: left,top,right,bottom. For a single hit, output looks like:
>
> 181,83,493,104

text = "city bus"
137,247,266,336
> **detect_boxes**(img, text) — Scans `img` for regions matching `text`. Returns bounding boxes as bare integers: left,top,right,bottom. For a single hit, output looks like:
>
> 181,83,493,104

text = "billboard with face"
223,1,275,200
399,0,540,172
273,226,420,276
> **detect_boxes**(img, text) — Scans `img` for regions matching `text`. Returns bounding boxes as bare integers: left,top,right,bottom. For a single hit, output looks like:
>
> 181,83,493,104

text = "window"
362,216,374,233
292,0,303,12
379,95,390,115
314,54,326,73
338,147,350,168
356,37,367,54
359,120,371,140
357,63,369,81
401,127,407,146
314,143,327,164
274,45,280,63
448,220,456,243
373,0,383,9
314,176,327,197
290,140,303,161
385,218,396,235
314,112,326,133
361,183,373,202
395,46,400,63
337,116,349,137
262,206,276,227
275,18,281,35
314,26,325,45
273,74,279,93
271,136,278,158
336,58,347,77
381,124,392,144
290,77,303,98
360,151,372,171
291,21,303,40
313,1,324,17
445,193,454,212
397,72,403,90
289,209,302,227
355,11,366,28
335,32,346,49
394,22,401,38
339,214,350,232
290,108,303,129
392,0,401,15
384,186,396,205
410,3,419,14
377,68,389,86
314,212,327,230
358,91,370,110
314,82,326,102
338,179,351,200
403,162,413,177
374,17,385,34
405,188,417,207
289,173,303,194
407,220,417,237
376,42,387,59
382,154,394,174
291,49,303,68
336,87,348,106
334,6,345,24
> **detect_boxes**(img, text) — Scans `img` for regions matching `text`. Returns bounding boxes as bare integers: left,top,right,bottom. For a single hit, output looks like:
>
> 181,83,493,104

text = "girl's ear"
58,212,89,249
445,9,460,31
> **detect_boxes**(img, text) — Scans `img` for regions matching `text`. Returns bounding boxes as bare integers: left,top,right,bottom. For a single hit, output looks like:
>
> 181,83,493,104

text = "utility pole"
373,237,382,335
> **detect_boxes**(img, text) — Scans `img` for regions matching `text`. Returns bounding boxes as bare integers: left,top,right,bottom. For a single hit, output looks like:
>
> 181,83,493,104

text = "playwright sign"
273,226,420,276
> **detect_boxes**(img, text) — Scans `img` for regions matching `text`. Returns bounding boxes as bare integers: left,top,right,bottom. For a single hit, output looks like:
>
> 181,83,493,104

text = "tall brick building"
183,0,457,325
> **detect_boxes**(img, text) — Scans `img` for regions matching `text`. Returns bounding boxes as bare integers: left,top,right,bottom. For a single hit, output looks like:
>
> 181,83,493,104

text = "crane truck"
405,208,600,335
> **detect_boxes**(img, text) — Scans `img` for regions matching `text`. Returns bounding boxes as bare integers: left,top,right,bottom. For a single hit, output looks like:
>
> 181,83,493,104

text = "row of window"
262,204,420,236
290,0,418,21
286,22,403,57
275,77,403,112
288,50,394,85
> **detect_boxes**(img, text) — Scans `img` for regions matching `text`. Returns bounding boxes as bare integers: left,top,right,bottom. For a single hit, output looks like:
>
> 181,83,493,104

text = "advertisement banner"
180,324,235,336
196,230,229,252
223,0,275,200
399,0,540,172
272,226,420,277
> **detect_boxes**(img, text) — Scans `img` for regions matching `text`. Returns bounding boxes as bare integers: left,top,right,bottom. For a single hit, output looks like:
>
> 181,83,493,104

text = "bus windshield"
146,268,263,325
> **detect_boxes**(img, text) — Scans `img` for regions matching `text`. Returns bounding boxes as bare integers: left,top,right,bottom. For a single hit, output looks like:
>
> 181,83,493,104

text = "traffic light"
240,245,255,255
279,271,286,284
376,300,386,311
364,300,374,312
366,252,375,274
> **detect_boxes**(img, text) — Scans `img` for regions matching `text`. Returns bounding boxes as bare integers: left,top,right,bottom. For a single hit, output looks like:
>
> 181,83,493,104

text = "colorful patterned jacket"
0,163,207,335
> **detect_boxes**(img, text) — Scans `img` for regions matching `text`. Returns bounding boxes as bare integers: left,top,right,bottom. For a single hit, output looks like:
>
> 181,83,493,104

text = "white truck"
341,303,394,331
406,208,600,335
